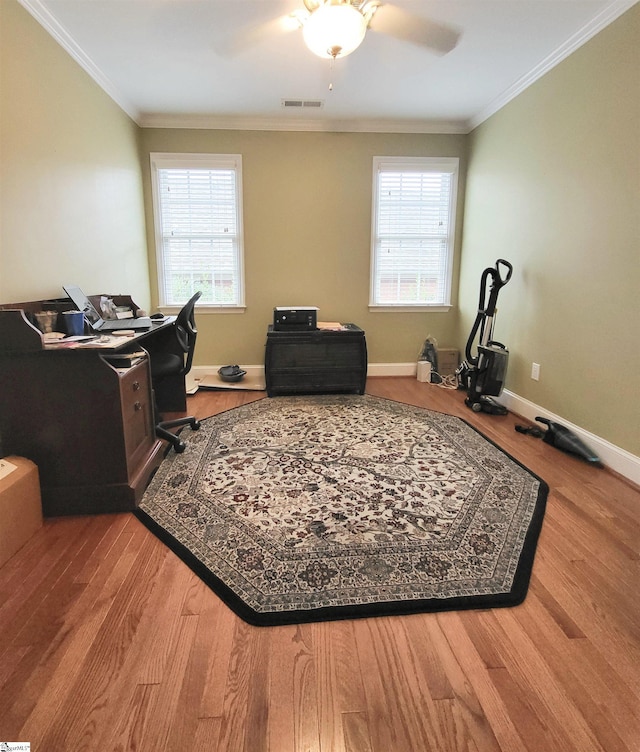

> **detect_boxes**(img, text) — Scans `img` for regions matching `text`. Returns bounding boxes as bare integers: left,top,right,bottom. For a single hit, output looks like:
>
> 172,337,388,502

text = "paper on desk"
317,321,344,330
44,334,131,349
75,335,131,348
0,458,18,481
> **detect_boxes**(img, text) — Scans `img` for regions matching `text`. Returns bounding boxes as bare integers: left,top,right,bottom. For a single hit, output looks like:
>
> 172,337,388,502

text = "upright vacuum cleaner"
457,259,513,415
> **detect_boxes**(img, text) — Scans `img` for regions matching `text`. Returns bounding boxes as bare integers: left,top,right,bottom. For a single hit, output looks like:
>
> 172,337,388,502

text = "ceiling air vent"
282,99,324,109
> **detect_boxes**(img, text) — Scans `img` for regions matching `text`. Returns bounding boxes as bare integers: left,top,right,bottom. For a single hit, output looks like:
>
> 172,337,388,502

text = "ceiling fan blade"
369,4,460,55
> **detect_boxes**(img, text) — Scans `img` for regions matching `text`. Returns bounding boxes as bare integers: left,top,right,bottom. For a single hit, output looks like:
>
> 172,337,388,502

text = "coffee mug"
62,310,85,336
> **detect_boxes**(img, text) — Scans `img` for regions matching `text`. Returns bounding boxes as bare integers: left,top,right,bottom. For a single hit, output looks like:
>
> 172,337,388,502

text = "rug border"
134,394,549,627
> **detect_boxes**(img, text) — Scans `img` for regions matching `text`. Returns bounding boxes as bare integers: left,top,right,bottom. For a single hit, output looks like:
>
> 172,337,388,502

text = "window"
370,157,459,310
150,153,244,308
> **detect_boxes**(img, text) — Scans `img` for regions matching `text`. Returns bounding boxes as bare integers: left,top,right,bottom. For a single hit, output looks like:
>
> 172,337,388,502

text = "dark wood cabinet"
265,324,367,397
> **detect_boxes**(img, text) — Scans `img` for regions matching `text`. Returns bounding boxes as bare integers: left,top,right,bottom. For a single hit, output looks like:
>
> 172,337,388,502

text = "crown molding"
467,0,639,131
137,113,468,134
19,0,637,136
16,0,465,135
17,0,140,123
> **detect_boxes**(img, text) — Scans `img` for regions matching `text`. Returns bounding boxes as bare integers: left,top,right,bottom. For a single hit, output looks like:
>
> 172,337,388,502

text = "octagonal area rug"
136,395,548,625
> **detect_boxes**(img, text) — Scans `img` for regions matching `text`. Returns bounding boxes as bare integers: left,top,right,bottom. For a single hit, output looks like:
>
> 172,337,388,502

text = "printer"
273,306,318,331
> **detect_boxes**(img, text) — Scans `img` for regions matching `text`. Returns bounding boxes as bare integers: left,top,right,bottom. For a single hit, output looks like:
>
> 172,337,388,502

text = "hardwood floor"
1,378,638,752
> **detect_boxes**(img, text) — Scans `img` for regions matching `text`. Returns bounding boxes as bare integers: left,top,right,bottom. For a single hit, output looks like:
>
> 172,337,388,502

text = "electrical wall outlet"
531,362,541,381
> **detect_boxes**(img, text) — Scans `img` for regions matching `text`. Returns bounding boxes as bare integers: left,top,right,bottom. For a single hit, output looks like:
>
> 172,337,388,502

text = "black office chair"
149,291,202,453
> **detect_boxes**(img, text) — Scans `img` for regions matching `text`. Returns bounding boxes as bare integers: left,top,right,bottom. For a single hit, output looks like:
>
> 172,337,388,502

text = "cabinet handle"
134,401,142,411
132,381,141,391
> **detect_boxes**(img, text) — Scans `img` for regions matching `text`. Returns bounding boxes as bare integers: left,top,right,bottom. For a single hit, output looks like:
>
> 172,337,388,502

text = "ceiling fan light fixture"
302,2,368,59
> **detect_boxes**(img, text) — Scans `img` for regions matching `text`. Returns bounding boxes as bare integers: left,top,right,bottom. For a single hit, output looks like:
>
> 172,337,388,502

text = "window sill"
368,305,452,313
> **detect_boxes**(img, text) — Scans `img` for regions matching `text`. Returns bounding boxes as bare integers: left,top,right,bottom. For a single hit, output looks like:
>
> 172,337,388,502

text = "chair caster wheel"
174,441,186,453
192,420,201,431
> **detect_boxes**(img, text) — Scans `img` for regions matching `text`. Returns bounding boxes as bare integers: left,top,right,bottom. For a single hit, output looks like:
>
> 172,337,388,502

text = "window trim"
149,152,245,310
369,156,459,311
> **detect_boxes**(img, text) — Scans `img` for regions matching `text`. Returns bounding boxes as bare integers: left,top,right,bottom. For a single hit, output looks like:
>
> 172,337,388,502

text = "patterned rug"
136,395,548,626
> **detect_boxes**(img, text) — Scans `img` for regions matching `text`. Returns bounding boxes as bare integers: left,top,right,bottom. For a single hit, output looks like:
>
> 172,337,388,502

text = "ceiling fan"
293,0,460,60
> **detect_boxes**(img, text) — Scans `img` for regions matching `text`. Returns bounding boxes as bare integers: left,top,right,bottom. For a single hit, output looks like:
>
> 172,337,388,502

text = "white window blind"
370,157,458,308
150,153,244,308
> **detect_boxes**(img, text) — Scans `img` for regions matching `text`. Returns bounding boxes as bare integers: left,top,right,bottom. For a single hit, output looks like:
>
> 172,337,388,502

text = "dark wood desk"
0,298,184,516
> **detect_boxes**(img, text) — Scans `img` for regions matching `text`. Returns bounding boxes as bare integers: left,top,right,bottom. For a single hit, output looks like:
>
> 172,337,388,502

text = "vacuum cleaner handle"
496,259,513,287
465,259,513,364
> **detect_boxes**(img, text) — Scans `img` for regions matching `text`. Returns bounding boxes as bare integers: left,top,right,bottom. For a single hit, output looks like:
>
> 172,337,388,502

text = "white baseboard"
186,364,264,393
187,363,640,486
189,362,420,387
367,362,418,377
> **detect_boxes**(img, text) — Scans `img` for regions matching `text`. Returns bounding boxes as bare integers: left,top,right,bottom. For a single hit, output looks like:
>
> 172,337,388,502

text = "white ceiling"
20,0,637,133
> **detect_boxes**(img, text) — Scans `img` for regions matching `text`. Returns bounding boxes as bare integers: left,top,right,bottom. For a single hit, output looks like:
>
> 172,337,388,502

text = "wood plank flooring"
1,378,638,752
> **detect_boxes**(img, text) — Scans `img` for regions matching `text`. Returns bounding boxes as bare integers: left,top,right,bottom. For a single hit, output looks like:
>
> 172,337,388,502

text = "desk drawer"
120,361,155,473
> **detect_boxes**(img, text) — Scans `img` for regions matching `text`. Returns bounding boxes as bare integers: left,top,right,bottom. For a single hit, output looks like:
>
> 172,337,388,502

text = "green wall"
140,129,466,367
0,0,150,307
458,4,640,454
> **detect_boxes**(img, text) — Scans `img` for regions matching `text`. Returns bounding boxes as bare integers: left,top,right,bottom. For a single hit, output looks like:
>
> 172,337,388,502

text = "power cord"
434,373,459,389
515,424,544,438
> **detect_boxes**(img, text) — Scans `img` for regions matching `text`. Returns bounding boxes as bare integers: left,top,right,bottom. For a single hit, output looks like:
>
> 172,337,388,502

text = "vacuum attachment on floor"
516,417,602,465
218,365,247,383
